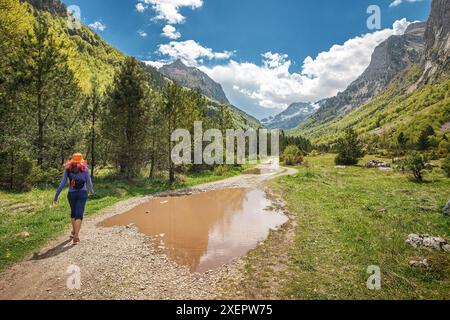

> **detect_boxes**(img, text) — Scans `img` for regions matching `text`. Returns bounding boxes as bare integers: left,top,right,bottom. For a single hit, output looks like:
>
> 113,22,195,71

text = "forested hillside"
292,66,450,154
0,0,263,191
291,0,449,157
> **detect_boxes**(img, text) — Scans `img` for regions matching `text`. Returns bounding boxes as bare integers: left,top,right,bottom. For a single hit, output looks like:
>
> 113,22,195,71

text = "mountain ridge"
261,102,318,130
158,59,261,128
298,22,426,130
160,59,230,105
291,0,449,149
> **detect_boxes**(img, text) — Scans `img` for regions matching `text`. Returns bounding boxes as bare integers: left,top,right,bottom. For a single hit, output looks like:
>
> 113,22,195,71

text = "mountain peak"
160,60,230,105
261,102,318,130
170,59,187,68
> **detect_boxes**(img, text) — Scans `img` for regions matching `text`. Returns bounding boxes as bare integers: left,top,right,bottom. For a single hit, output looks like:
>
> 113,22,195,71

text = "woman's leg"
68,193,76,235
73,219,82,237
71,218,76,234
73,191,88,238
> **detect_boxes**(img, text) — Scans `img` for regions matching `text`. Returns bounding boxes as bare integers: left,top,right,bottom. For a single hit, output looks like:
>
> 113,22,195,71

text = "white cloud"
144,60,166,69
392,18,415,35
156,40,234,66
88,21,106,31
136,3,145,12
137,0,203,24
138,30,148,37
162,25,181,39
389,0,426,7
198,19,414,112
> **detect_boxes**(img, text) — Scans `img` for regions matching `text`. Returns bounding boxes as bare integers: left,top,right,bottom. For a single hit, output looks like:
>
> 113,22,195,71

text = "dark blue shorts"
67,190,88,220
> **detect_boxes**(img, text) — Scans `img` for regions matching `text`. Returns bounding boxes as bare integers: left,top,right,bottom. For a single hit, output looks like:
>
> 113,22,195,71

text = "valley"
0,0,448,302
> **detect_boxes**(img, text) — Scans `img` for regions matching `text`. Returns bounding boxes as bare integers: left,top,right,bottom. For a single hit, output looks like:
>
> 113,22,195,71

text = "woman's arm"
86,168,94,194
54,171,68,202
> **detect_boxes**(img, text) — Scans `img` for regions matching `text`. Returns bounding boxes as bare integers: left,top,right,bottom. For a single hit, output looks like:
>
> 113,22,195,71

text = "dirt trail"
0,163,296,300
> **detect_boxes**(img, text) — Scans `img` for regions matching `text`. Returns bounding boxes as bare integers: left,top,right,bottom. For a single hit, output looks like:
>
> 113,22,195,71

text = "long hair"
64,160,88,173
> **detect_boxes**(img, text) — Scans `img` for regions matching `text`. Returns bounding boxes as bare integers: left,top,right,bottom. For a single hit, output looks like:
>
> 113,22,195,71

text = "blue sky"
62,0,432,119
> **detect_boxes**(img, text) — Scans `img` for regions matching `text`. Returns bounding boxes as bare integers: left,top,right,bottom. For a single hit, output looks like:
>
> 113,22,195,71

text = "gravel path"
0,164,296,300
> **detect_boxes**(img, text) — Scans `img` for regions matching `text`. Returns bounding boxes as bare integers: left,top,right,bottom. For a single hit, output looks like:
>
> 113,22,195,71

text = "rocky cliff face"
159,60,230,105
300,22,426,126
261,102,318,130
421,0,450,82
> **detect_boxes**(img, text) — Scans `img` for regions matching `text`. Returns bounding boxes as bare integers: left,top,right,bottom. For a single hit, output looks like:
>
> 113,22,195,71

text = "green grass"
0,166,246,271
278,154,450,299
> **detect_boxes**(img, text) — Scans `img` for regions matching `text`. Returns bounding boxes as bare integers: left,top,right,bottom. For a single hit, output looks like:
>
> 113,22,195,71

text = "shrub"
309,150,320,157
30,166,63,187
442,156,450,178
213,165,232,176
438,140,450,157
282,145,304,166
427,150,440,161
403,152,427,182
0,152,33,191
335,129,365,165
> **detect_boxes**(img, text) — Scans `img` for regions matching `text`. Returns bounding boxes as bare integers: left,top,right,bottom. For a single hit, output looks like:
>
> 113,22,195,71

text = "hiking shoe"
72,237,80,245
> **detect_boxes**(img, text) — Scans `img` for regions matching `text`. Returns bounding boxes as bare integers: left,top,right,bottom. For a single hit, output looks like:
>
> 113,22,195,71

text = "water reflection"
100,188,287,272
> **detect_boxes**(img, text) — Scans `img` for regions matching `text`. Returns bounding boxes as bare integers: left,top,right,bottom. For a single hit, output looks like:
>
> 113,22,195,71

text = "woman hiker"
53,153,94,245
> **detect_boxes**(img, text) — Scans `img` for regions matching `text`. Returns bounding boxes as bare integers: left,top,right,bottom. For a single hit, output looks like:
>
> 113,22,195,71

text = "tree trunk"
169,145,174,182
9,150,14,190
149,153,155,179
90,107,96,178
37,104,44,167
168,118,175,183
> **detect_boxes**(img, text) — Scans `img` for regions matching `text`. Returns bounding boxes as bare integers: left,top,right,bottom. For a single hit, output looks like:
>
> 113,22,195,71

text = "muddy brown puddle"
100,188,287,273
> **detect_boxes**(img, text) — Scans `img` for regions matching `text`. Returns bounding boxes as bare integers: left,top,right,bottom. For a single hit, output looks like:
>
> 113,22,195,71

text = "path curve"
0,163,296,300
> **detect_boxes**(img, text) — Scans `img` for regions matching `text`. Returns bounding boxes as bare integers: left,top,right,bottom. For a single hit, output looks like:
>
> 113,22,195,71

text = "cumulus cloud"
162,25,181,39
138,30,148,37
137,0,203,24
88,21,106,31
199,19,414,113
156,40,234,66
389,0,426,7
145,60,167,69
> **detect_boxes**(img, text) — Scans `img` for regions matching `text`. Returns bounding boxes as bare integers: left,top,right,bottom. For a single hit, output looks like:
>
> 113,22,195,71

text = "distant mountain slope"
160,60,230,105
291,0,449,147
261,102,318,130
22,0,171,93
23,0,125,93
297,22,426,130
158,60,261,129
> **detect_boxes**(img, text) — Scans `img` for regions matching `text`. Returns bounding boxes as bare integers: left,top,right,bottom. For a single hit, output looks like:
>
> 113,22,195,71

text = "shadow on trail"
31,240,74,261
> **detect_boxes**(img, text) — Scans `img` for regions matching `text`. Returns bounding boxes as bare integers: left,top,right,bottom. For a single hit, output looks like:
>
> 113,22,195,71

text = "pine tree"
161,83,205,182
86,84,102,178
335,128,365,165
417,125,435,150
17,17,80,167
397,132,407,150
143,88,164,179
103,57,150,179
215,104,234,135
